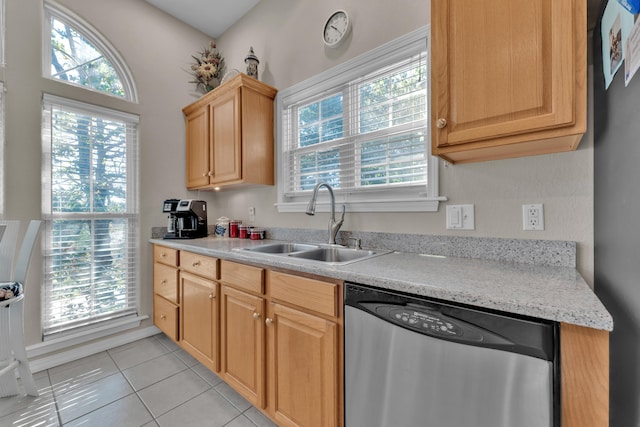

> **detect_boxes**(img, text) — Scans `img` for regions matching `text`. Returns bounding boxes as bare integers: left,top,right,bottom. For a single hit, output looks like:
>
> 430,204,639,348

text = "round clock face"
323,10,350,47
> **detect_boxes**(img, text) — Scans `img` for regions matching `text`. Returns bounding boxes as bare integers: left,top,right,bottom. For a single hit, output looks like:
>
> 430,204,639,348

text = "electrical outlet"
522,204,544,231
248,206,255,222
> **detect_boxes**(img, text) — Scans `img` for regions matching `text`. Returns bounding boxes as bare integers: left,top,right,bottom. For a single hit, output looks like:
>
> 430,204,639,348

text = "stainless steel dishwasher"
344,283,559,427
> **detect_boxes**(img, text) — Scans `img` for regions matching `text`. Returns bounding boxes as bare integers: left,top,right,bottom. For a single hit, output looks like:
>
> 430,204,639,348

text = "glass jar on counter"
238,225,250,239
229,220,242,238
249,228,265,240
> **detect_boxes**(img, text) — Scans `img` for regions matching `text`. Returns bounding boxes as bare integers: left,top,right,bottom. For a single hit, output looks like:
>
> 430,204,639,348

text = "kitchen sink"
288,247,383,264
241,242,320,254
237,242,390,265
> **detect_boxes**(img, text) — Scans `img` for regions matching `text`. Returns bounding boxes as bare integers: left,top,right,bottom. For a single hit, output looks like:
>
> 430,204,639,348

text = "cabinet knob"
161,279,167,284
436,118,447,129
265,318,273,326
208,171,213,177
253,312,261,320
160,314,166,320
160,253,167,257
202,172,207,177
209,293,214,300
192,261,201,267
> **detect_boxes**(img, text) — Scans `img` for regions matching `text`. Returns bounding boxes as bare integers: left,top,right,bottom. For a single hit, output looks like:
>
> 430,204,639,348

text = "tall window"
277,27,441,213
42,1,139,336
42,95,138,335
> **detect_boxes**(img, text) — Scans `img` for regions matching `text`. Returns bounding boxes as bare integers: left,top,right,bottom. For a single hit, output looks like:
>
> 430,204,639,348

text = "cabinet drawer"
221,260,264,294
154,294,179,341
154,262,179,303
181,251,219,279
154,245,179,267
269,271,338,318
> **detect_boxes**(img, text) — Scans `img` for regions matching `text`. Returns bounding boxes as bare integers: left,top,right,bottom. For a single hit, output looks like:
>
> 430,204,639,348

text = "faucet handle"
348,237,362,250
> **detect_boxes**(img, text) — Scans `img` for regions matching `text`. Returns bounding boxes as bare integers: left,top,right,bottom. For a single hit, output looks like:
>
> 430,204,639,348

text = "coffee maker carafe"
163,199,208,239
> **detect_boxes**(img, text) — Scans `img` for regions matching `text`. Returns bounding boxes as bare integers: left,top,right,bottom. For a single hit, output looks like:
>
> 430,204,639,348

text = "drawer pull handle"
253,312,261,320
161,253,167,257
161,279,167,284
265,318,273,326
192,261,201,267
436,118,447,129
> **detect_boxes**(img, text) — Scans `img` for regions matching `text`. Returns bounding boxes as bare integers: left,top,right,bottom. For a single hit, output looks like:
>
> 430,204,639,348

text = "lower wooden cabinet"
180,271,218,372
153,247,343,427
268,302,338,427
220,284,266,408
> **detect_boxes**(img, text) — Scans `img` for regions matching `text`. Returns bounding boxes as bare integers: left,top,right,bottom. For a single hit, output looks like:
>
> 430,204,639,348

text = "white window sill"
276,197,446,213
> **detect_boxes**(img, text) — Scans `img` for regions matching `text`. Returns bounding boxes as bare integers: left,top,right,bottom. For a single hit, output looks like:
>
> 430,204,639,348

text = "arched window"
43,1,138,102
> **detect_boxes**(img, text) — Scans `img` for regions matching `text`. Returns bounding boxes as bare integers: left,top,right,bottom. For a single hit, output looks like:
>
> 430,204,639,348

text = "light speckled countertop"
149,236,613,331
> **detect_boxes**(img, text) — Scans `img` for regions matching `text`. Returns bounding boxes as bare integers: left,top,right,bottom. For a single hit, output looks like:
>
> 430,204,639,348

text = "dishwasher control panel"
389,308,463,337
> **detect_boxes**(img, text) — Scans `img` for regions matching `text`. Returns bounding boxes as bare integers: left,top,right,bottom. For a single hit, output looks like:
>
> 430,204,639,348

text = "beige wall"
211,0,594,278
4,0,593,349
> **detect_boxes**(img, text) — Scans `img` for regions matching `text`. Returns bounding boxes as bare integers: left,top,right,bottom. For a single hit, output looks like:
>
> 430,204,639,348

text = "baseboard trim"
28,325,162,373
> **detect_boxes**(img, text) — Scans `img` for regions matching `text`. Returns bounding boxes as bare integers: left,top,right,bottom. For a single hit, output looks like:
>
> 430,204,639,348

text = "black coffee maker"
163,199,208,239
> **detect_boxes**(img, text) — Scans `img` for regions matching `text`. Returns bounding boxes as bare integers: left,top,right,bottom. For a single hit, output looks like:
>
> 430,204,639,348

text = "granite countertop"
149,236,613,331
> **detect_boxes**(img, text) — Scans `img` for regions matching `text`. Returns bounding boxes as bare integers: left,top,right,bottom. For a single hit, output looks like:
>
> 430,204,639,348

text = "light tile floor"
0,334,278,427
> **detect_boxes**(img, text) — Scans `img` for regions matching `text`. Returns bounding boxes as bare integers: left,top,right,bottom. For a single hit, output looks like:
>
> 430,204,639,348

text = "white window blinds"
42,94,139,336
276,27,442,213
283,53,427,196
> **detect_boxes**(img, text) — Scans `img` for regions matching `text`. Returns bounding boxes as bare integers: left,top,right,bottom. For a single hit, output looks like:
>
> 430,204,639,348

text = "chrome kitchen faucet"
305,182,345,245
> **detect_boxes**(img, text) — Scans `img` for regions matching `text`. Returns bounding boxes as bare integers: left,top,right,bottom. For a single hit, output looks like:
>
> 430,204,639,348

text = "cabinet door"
210,88,242,185
220,285,265,408
432,0,581,149
268,303,338,427
185,105,211,188
180,272,218,372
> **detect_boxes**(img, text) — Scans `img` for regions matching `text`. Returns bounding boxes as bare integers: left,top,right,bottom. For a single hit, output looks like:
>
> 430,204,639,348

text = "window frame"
276,26,444,213
41,94,140,337
42,0,138,102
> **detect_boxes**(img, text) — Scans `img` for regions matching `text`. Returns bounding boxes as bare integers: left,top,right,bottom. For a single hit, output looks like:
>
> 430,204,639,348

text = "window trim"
42,0,139,103
275,26,444,213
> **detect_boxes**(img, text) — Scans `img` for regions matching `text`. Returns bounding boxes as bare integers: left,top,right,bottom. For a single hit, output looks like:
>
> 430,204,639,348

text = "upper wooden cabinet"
431,0,586,163
182,74,277,189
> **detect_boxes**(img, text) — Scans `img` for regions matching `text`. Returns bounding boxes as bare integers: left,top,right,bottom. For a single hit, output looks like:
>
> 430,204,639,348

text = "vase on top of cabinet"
182,73,277,189
430,0,586,163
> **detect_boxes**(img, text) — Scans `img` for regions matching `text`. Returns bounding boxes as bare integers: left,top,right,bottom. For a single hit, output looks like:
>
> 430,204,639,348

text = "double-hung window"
277,27,442,212
42,95,139,336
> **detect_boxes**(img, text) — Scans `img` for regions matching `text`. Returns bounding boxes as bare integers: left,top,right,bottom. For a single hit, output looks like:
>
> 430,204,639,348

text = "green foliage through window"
50,17,125,97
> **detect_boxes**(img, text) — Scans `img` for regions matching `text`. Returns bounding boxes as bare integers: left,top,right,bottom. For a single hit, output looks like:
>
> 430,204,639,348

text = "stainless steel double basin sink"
236,242,389,265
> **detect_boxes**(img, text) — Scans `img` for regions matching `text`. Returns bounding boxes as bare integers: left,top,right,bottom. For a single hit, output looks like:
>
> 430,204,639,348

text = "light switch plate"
446,204,475,230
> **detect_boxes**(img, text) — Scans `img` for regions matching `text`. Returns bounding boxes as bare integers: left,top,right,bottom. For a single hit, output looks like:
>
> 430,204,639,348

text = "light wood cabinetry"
560,323,609,427
220,261,266,408
218,261,343,426
430,0,586,163
179,251,219,372
182,74,277,189
153,246,179,341
267,271,341,427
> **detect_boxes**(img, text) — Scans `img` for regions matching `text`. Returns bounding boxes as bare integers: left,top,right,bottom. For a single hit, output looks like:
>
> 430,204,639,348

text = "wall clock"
323,10,351,48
